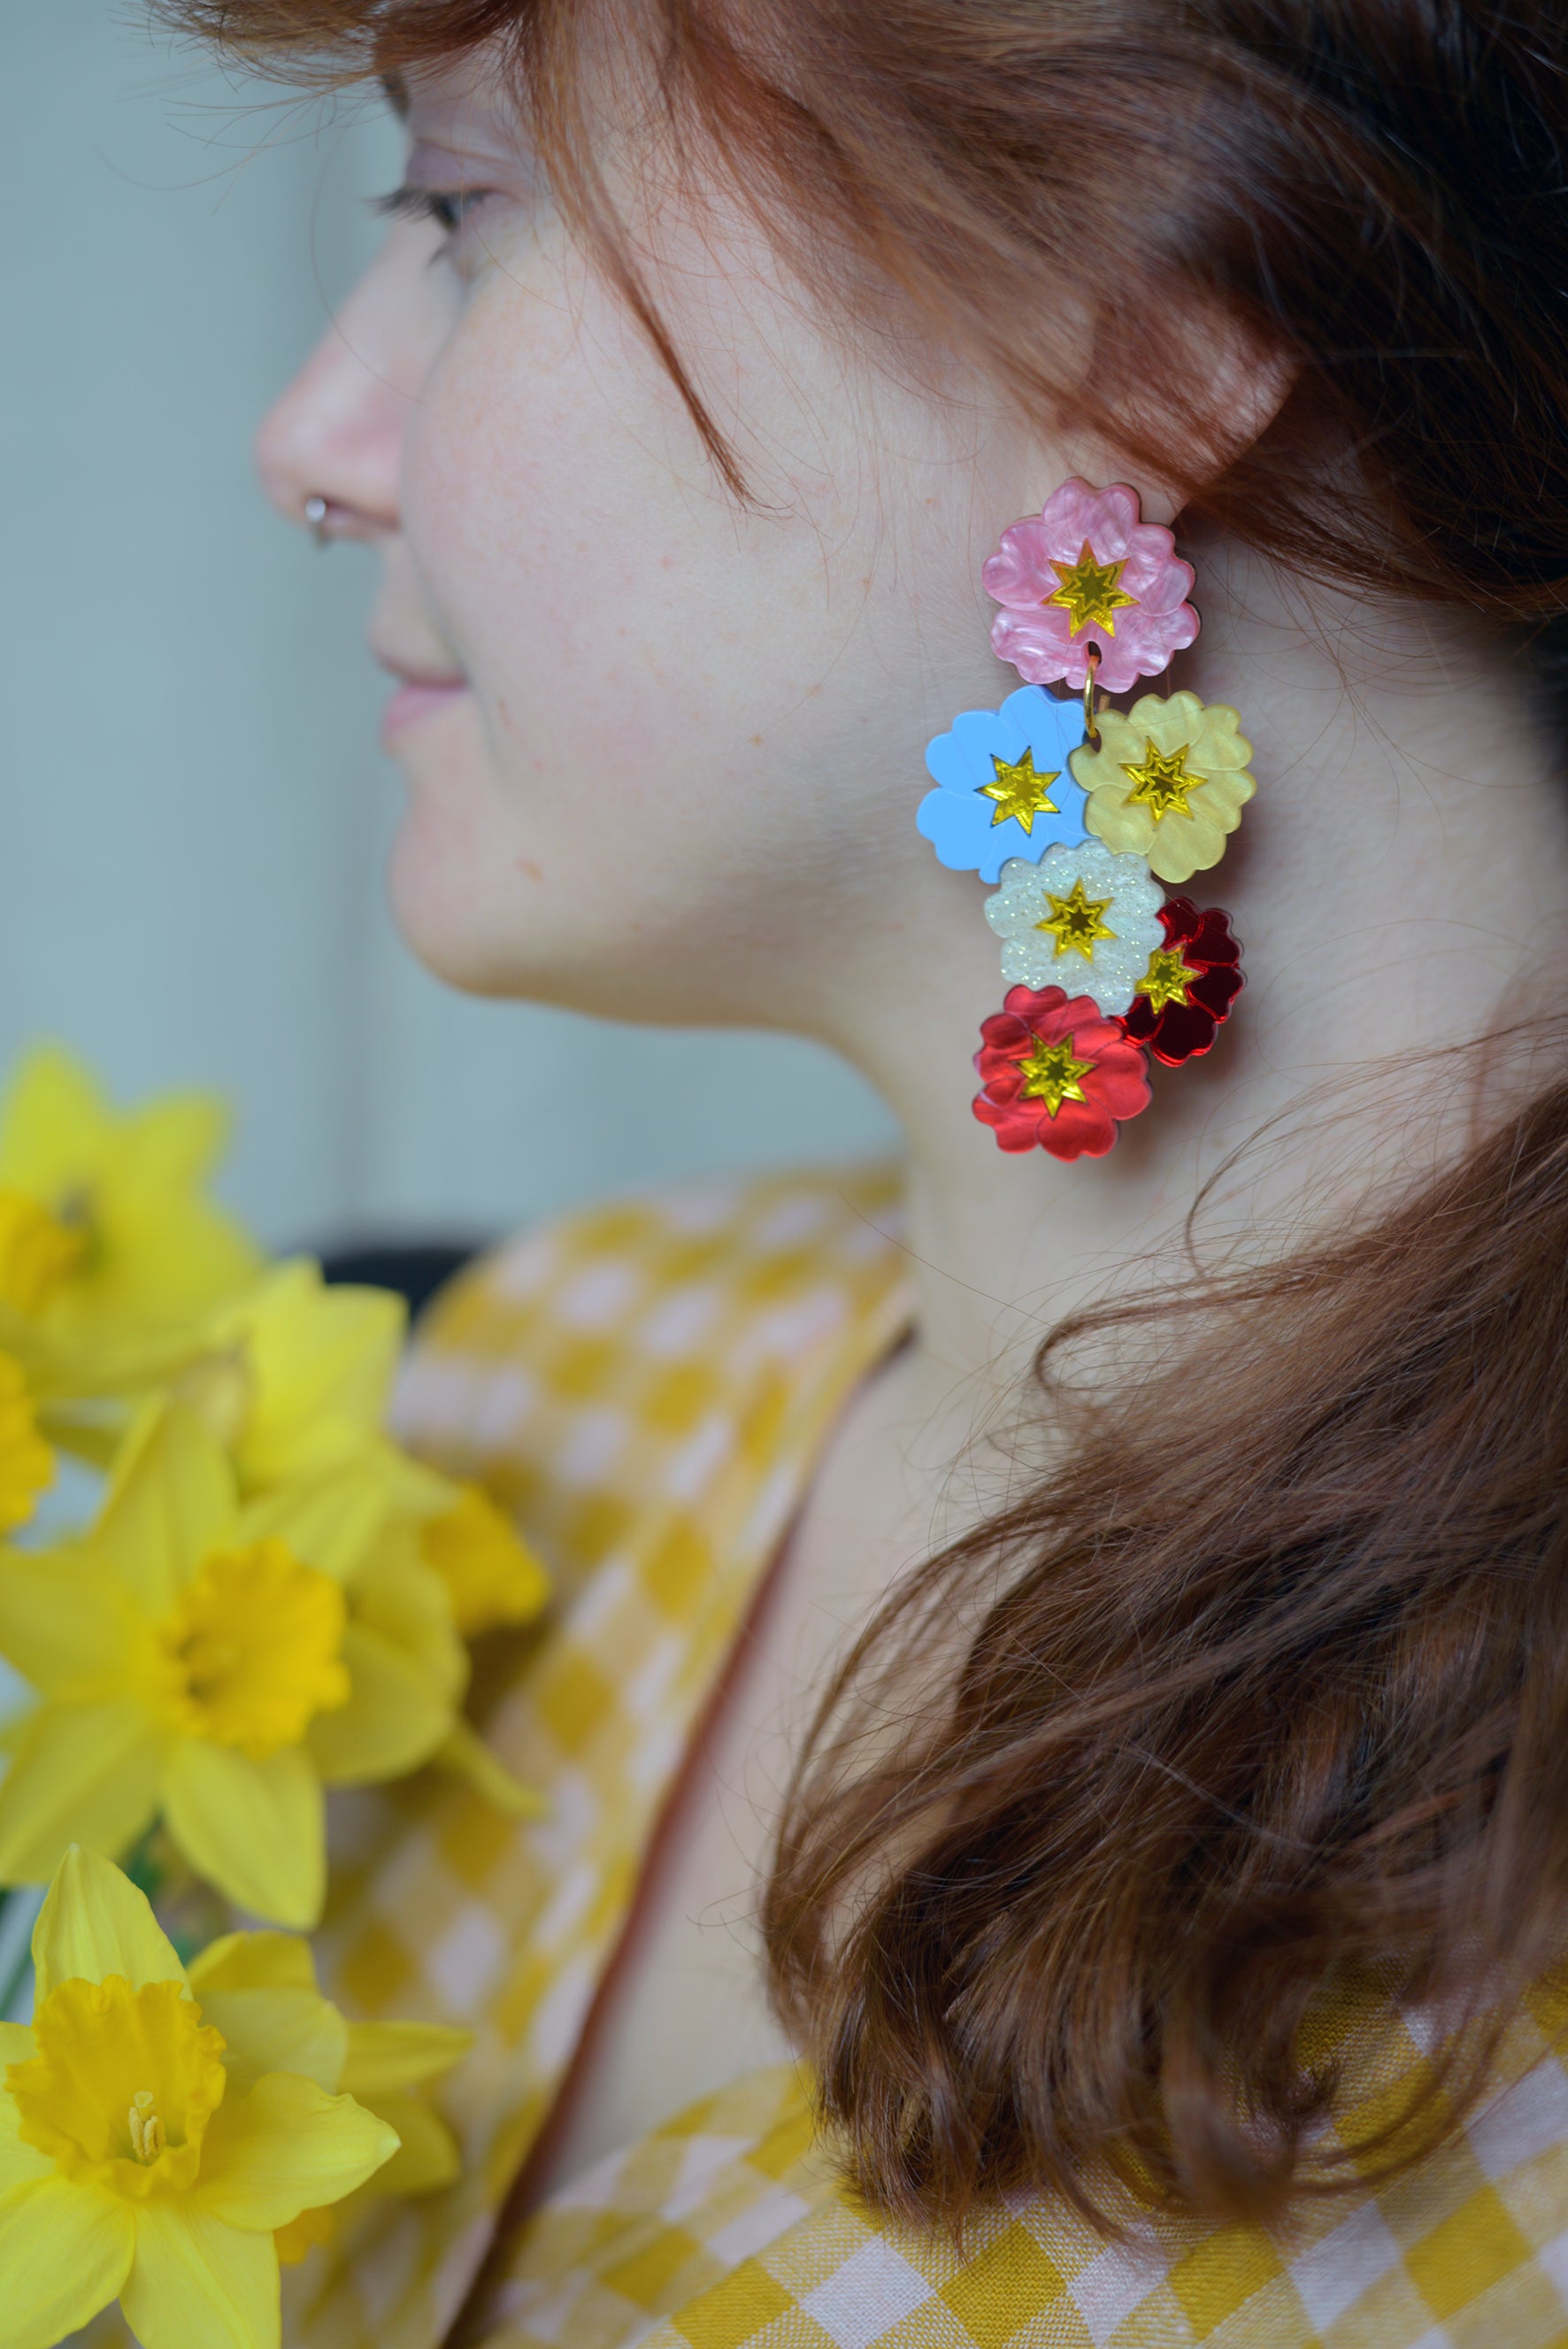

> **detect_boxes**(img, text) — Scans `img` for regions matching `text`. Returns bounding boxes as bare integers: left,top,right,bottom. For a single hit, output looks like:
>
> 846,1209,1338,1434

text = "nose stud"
304,494,331,548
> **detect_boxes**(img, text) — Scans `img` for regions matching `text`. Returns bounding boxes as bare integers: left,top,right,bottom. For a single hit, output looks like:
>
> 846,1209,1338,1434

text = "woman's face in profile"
257,49,1034,1033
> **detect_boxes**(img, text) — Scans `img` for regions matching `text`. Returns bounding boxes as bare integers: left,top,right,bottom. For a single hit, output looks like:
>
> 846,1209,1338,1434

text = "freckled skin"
254,52,1070,1037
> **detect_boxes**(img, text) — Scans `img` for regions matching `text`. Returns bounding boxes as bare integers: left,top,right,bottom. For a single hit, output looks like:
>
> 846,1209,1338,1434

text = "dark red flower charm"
973,986,1152,1159
1117,897,1243,1067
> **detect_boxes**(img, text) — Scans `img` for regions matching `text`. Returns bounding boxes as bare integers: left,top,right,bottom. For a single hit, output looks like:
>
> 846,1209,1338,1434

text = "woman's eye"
373,185,495,243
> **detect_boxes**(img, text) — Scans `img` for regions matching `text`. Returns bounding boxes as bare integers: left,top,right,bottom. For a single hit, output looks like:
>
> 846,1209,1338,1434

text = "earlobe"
1011,324,1297,536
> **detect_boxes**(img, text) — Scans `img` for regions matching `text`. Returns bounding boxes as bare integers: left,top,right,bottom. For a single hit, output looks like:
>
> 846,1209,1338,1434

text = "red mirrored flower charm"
1117,897,1243,1067
973,986,1152,1159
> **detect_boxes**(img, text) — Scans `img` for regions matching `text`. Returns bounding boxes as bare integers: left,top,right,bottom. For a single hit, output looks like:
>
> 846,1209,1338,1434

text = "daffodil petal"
0,1700,161,1886
230,1263,404,1488
357,2089,463,2195
195,2072,397,2230
0,1548,136,1695
163,1740,325,1929
340,2016,473,2096
239,1464,397,1587
119,2196,280,2349
307,1622,453,1786
0,2076,56,2191
96,1402,237,1613
196,1986,348,2094
188,1929,317,1997
0,2174,135,2349
32,1843,186,2002
0,1045,107,1197
434,1719,547,1819
119,1087,234,1195
356,1551,469,1702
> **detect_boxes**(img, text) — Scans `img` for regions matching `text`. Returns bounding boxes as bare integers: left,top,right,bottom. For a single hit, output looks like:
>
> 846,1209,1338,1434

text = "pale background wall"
0,6,898,1254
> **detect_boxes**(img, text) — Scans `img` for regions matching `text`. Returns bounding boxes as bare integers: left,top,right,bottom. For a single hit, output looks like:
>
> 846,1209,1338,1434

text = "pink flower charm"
972,985,1152,1159
982,480,1199,694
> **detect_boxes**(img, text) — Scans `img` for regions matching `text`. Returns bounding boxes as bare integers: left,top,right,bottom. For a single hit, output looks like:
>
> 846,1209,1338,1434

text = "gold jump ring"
1083,643,1102,745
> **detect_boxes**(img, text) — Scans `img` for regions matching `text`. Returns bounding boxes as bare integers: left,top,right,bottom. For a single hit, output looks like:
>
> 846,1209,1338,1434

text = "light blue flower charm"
919,684,1088,881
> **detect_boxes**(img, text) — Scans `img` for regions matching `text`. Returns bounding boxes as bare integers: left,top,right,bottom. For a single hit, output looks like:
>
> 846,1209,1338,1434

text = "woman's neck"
819,535,1568,1417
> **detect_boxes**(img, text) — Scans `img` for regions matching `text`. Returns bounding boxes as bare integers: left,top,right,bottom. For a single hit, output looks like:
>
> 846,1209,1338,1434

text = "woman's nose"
255,232,438,543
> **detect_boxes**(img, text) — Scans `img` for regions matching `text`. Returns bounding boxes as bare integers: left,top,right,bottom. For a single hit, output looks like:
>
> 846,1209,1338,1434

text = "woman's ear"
1038,305,1300,528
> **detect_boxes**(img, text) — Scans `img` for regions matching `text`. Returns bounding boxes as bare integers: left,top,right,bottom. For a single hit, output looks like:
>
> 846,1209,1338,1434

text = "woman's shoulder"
416,1159,904,1353
391,1161,911,1580
476,1978,1568,2349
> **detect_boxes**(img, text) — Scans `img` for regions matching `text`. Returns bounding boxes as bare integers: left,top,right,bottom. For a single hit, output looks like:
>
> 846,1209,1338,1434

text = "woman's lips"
373,643,472,742
380,672,469,742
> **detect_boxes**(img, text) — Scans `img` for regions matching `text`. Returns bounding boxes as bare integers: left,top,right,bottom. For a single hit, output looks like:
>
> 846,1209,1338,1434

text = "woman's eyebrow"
381,70,410,119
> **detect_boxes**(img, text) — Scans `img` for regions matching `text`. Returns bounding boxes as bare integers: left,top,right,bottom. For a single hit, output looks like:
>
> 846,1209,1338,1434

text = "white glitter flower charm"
983,840,1164,1014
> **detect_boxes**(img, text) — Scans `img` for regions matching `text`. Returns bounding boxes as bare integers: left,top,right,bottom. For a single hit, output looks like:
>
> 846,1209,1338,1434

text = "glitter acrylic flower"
1119,898,1244,1066
984,839,1164,1015
1072,690,1256,883
0,1846,396,2349
983,480,1199,695
919,684,1088,880
973,988,1152,1159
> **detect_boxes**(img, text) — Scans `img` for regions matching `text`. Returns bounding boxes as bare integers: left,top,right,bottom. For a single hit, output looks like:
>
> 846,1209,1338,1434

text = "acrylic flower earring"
917,479,1253,1159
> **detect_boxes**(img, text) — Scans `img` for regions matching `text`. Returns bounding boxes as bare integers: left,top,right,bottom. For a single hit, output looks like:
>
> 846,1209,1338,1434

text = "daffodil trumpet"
0,1846,399,2349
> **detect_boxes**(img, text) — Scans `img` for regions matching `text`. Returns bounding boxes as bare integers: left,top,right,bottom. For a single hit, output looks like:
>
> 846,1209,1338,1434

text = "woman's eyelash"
373,185,492,236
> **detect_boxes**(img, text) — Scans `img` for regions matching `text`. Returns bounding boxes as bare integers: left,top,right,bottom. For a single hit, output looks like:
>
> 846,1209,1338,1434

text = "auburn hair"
164,0,1568,2232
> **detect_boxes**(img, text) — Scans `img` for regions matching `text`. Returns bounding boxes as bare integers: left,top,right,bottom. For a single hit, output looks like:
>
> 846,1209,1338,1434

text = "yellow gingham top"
281,1167,1568,2349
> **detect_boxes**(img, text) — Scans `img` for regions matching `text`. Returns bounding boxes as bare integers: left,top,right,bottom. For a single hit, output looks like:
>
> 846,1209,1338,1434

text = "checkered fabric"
468,1979,1568,2349
117,1159,1568,2349
278,1166,914,2349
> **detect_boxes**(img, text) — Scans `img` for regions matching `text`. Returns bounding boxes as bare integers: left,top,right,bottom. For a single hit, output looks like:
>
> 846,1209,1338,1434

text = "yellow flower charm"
0,1402,484,1927
1072,690,1256,883
0,1047,261,1345
0,1846,396,2349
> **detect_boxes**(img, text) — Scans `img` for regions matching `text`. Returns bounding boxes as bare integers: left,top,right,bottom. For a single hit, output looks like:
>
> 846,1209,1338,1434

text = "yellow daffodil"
0,1045,261,1346
422,1481,550,1638
175,1258,550,1636
1072,690,1256,883
0,1289,212,1500
0,1402,482,1928
175,1258,415,1499
181,1929,472,2265
0,1845,396,2349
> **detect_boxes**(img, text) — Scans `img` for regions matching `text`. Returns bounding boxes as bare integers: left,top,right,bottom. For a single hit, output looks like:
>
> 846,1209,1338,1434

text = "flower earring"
918,479,1252,1159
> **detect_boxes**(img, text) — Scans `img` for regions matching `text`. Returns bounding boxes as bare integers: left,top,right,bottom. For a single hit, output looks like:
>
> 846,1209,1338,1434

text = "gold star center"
1045,541,1139,635
1035,878,1118,961
980,748,1061,833
1016,1038,1095,1117
1136,946,1196,1014
1122,739,1205,820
